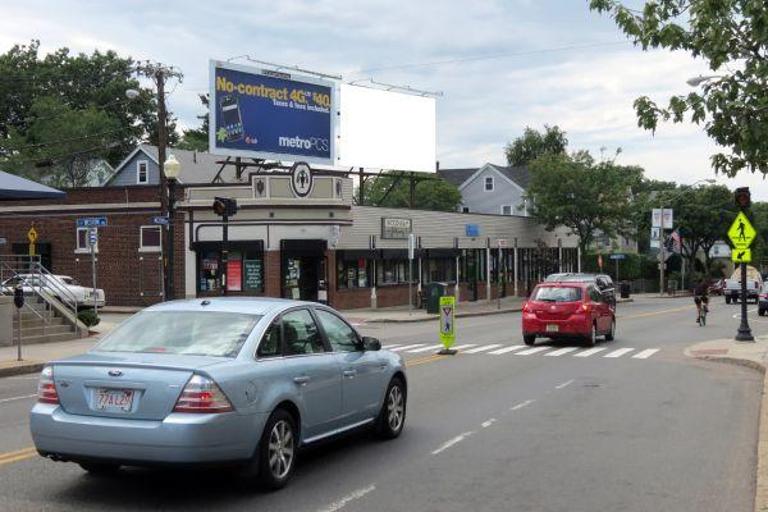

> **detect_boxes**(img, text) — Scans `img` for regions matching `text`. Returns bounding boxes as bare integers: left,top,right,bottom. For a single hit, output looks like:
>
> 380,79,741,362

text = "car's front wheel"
376,377,406,439
257,409,297,490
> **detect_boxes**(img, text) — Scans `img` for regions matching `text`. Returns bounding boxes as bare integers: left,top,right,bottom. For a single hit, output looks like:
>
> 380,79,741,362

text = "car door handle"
378,362,388,370
343,369,357,378
293,376,311,385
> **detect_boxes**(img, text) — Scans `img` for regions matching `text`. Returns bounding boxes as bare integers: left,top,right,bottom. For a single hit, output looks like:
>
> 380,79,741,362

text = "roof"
144,297,315,316
0,170,65,199
438,163,530,190
106,144,242,185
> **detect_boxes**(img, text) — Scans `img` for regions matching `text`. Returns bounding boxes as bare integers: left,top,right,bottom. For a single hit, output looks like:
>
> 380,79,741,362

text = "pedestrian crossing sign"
439,296,456,348
732,248,752,263
728,212,756,249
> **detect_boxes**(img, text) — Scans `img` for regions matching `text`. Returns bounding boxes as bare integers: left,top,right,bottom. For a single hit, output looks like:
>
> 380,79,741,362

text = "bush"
78,309,100,327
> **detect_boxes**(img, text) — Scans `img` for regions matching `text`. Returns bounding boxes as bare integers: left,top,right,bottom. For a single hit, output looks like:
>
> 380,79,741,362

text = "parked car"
543,272,616,306
1,274,105,309
724,266,761,304
522,282,616,347
759,281,768,316
30,298,406,489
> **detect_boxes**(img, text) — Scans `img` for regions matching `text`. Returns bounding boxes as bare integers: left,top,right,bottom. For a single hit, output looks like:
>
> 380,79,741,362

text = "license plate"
546,324,559,332
94,388,134,413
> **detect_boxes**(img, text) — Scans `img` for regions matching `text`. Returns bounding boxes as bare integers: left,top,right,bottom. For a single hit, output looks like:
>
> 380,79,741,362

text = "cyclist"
693,278,710,325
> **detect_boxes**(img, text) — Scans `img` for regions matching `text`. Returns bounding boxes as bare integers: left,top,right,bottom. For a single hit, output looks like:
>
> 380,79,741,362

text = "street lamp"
686,75,723,87
164,154,181,300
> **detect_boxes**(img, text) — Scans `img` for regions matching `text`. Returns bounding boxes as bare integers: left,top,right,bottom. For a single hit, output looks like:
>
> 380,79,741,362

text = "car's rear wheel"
523,334,536,346
725,296,732,304
78,462,120,475
584,323,596,347
376,377,406,439
257,409,297,490
604,318,615,341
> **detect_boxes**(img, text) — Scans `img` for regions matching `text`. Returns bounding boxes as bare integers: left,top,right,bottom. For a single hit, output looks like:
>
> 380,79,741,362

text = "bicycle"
695,296,709,326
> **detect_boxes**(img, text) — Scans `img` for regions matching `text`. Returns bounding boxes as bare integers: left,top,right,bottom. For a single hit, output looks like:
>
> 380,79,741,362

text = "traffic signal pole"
735,261,754,341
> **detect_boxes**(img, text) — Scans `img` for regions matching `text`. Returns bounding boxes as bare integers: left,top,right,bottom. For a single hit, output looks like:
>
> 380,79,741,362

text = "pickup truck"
724,266,762,304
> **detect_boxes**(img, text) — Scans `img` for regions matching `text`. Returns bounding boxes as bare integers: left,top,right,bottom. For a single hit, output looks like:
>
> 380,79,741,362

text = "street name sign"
439,295,456,349
728,212,756,249
77,217,107,228
152,216,169,225
732,248,752,263
609,254,626,260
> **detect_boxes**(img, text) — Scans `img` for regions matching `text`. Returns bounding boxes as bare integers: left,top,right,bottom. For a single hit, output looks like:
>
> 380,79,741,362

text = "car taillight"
37,366,59,405
582,303,591,313
173,374,233,414
522,302,530,313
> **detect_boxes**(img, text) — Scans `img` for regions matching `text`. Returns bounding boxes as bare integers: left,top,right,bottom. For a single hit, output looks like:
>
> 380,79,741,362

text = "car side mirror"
361,336,381,351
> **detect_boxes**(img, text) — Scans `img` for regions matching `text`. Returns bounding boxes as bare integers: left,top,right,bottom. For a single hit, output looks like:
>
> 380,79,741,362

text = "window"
461,206,470,213
282,309,325,355
501,205,513,216
380,259,410,284
75,227,98,253
257,320,282,357
316,310,359,352
197,243,263,294
137,160,148,184
484,176,494,191
533,286,582,302
140,226,162,252
336,257,370,289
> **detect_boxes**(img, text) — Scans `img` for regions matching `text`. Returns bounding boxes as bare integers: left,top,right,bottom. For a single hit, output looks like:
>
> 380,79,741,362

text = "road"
0,296,762,511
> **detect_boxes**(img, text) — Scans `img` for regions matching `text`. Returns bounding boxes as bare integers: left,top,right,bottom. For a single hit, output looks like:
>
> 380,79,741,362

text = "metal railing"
0,255,83,337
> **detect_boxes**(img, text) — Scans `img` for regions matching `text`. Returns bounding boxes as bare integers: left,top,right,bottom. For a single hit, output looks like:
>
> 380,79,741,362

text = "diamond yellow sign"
727,212,756,249
732,248,752,263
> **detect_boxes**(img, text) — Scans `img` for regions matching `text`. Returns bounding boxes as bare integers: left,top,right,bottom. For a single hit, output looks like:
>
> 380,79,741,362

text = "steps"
11,298,79,345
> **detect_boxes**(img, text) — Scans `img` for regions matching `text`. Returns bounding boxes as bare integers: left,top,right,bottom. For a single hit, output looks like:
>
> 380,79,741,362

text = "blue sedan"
30,298,407,489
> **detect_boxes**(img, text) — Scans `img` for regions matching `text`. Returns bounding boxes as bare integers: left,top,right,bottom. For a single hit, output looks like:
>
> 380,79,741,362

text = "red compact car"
521,282,616,347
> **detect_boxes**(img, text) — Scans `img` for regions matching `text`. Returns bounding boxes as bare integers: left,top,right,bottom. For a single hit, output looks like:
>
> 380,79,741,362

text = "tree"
630,178,677,251
505,125,568,167
590,0,768,177
358,172,462,211
525,152,642,253
176,94,209,152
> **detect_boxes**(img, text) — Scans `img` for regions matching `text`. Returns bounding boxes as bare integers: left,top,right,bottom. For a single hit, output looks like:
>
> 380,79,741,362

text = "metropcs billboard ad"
209,61,335,164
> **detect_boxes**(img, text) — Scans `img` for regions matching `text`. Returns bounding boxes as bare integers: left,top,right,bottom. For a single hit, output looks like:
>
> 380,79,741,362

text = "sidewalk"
685,336,768,512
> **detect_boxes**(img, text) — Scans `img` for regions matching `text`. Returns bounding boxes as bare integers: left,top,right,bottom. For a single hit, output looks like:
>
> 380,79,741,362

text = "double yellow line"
0,446,36,467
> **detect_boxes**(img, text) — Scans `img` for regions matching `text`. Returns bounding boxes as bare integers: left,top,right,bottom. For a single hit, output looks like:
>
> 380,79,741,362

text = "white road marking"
510,399,535,411
0,394,36,405
488,345,525,355
407,344,444,353
382,344,401,350
555,379,574,390
632,348,660,359
574,347,607,358
389,344,425,352
463,344,502,354
317,484,376,512
732,307,757,319
604,348,635,358
515,346,550,356
451,344,478,351
432,431,474,455
545,347,579,357
481,418,496,428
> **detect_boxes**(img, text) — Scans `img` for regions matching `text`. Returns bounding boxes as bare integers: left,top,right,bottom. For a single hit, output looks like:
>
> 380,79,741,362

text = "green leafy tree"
505,125,568,167
526,152,642,253
630,178,677,251
590,0,768,177
176,94,209,152
359,172,462,211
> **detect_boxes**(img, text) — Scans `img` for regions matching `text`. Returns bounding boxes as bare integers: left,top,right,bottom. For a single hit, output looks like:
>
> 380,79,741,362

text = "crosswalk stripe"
488,345,525,355
452,344,478,352
574,347,606,358
463,344,502,354
545,347,579,357
382,344,401,350
604,348,635,358
407,344,444,353
516,346,551,356
390,344,424,352
632,348,660,359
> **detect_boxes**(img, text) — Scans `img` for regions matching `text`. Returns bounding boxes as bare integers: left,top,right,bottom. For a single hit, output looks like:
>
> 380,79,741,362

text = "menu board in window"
226,259,242,292
244,259,263,291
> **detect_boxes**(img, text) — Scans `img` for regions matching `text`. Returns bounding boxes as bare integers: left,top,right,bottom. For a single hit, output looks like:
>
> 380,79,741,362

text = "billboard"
209,61,335,164
338,83,436,172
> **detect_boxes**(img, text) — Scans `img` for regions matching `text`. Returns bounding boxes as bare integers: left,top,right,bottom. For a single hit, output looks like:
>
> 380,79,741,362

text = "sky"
1,0,765,198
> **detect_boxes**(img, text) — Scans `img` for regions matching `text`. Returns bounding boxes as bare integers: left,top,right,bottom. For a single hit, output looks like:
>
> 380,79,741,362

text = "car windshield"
533,286,582,302
93,311,261,357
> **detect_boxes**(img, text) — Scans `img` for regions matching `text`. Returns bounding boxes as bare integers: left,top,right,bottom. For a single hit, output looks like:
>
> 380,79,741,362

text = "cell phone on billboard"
219,95,244,142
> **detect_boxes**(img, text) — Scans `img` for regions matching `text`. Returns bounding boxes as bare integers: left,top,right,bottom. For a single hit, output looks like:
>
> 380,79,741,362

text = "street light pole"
164,155,181,300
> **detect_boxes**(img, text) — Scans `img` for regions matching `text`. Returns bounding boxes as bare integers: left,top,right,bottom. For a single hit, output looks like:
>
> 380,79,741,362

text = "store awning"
0,171,66,199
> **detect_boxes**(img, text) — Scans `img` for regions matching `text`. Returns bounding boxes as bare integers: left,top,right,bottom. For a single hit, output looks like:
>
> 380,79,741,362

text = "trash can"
424,282,448,314
620,281,630,299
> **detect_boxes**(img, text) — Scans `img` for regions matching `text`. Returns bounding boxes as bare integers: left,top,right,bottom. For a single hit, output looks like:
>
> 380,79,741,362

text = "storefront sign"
244,259,263,291
209,60,334,164
226,259,243,292
290,162,313,198
381,217,412,239
465,224,480,237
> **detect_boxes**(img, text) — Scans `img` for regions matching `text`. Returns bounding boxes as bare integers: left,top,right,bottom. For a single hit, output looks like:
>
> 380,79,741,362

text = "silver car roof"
143,297,318,316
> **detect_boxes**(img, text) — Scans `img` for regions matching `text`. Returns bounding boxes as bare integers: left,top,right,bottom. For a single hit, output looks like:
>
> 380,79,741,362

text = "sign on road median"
439,295,456,350
728,212,756,249
732,248,752,263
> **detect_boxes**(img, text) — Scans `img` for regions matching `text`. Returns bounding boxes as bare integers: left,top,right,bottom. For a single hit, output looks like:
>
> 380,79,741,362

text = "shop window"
380,259,412,284
137,160,148,184
425,258,456,283
139,226,162,252
336,257,370,289
75,227,98,254
197,244,263,294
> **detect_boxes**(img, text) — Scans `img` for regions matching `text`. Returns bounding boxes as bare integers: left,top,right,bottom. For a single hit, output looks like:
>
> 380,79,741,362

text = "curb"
0,361,45,378
688,349,768,512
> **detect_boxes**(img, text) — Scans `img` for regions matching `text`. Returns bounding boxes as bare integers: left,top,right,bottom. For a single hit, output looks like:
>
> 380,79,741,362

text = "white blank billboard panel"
338,84,436,172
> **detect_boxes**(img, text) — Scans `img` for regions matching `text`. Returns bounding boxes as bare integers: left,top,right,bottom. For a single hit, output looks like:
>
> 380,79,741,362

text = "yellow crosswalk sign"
728,212,756,249
732,248,752,263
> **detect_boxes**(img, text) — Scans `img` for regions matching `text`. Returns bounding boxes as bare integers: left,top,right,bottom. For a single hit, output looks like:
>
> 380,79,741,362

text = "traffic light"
735,187,751,209
212,197,238,217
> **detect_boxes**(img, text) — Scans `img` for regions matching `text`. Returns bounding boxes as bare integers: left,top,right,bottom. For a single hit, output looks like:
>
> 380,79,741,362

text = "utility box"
424,282,448,314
